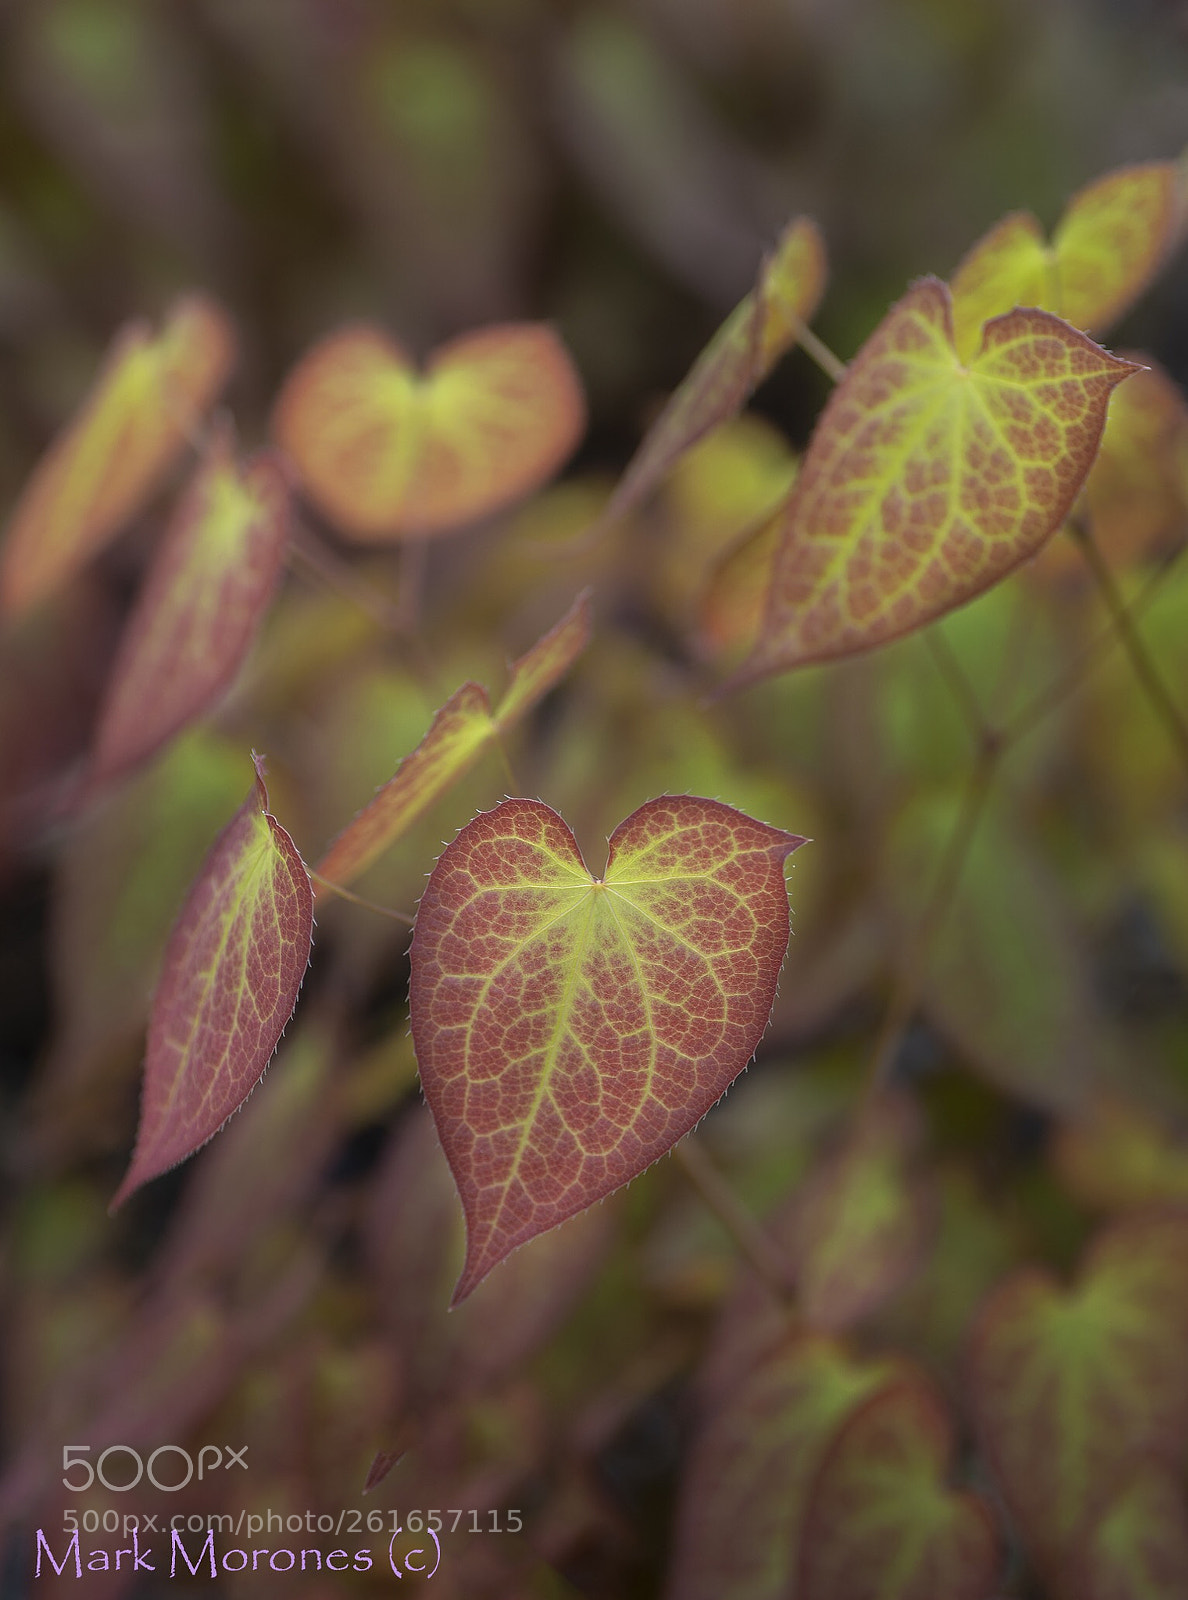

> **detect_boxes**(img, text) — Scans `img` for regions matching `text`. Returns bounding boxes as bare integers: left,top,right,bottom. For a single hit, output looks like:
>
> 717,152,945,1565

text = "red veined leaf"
950,161,1184,361
0,293,235,617
665,1333,894,1600
88,427,290,788
409,794,805,1302
605,216,825,522
969,1212,1188,1591
272,321,585,540
798,1374,1001,1600
730,277,1137,683
315,591,591,888
111,755,313,1208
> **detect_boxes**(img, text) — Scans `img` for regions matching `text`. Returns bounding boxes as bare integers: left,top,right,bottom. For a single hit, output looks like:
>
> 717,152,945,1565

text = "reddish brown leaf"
273,321,585,540
316,592,591,887
111,755,313,1208
798,1374,1001,1600
409,795,804,1302
1081,1468,1188,1600
732,278,1137,682
0,294,235,617
89,429,290,787
969,1212,1188,1591
665,1333,894,1600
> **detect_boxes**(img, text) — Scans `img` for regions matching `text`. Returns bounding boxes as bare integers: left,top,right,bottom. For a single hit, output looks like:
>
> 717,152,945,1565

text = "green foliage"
3,5,1188,1595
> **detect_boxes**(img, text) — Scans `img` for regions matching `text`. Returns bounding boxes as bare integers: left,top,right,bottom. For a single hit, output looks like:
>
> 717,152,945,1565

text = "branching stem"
674,1139,796,1305
1067,516,1188,776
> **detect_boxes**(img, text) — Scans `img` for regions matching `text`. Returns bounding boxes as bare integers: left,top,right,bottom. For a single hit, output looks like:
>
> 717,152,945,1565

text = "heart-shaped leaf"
951,162,1183,361
89,427,290,788
1079,1468,1188,1600
798,1374,1001,1600
316,592,591,887
272,321,585,540
969,1212,1188,1590
606,216,825,522
666,1333,893,1600
732,277,1136,683
0,294,235,617
111,755,313,1208
409,794,804,1302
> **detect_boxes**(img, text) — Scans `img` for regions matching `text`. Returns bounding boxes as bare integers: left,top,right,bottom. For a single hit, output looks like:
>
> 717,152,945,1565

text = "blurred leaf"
655,412,797,637
884,790,1108,1109
1081,1467,1188,1600
273,322,585,541
1052,1097,1188,1213
46,731,248,1107
366,1106,612,1403
798,1374,1001,1600
159,1027,337,1286
315,591,591,887
951,162,1184,361
733,280,1135,682
605,217,824,524
699,506,784,665
666,1334,894,1600
89,430,290,788
790,1092,935,1332
970,1212,1188,1591
112,756,313,1207
0,294,235,617
409,795,803,1302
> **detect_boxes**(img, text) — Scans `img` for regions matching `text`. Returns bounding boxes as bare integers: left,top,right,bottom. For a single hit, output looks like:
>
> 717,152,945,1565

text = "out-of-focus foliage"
3,2,1188,1597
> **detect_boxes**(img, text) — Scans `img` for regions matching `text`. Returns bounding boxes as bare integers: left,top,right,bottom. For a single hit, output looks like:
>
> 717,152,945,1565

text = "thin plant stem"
924,626,993,748
395,538,429,635
862,746,998,1101
288,526,405,633
1067,516,1188,776
1004,550,1183,744
309,870,415,926
795,321,848,386
674,1138,796,1305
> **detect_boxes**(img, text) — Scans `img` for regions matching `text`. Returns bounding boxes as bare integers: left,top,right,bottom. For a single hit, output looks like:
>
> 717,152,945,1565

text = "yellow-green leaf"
315,592,591,888
0,294,235,617
950,162,1183,362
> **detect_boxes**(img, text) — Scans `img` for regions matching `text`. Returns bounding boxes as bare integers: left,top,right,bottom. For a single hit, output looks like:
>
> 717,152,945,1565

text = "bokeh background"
4,1,1188,1597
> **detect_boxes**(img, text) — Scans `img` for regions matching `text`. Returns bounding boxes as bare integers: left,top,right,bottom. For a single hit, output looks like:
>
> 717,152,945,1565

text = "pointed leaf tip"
408,794,804,1303
111,758,314,1210
89,429,291,788
0,293,235,618
730,276,1138,685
